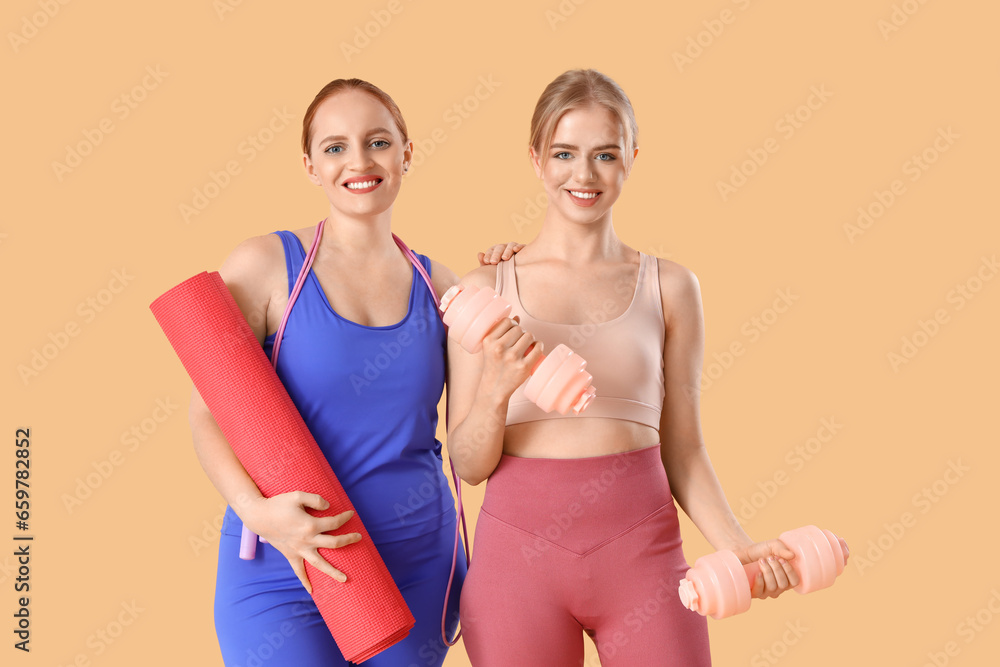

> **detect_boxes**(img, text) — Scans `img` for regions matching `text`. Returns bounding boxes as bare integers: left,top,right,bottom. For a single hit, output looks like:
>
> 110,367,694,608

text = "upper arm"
428,258,460,302
444,264,500,435
217,234,283,346
657,258,707,454
190,234,281,422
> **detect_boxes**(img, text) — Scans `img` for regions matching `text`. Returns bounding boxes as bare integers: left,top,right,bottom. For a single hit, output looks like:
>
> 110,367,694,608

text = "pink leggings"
460,443,711,666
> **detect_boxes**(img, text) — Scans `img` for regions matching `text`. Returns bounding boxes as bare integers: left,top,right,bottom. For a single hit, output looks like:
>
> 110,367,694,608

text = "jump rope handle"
237,220,472,646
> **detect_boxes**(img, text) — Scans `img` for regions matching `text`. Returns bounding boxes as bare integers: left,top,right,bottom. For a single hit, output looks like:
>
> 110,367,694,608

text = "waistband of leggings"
482,443,672,523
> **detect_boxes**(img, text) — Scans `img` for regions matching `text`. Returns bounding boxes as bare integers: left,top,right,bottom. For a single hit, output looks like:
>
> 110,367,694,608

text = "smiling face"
530,104,636,225
302,88,413,220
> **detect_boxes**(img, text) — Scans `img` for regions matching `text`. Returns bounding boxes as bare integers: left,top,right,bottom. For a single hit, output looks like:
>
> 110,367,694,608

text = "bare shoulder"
459,262,500,290
219,233,284,287
427,258,460,301
218,232,286,340
654,256,703,330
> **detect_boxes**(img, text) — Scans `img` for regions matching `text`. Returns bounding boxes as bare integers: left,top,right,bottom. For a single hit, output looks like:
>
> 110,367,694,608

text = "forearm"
662,443,753,553
447,380,510,486
188,389,264,526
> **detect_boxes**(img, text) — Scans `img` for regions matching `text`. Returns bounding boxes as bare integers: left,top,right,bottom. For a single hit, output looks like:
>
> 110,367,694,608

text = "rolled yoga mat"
150,270,414,664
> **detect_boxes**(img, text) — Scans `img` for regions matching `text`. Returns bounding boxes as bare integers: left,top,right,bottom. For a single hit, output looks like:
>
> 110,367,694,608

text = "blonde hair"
529,69,638,174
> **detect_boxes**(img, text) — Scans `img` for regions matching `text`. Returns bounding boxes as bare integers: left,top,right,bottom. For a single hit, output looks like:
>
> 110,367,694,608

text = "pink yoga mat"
150,270,414,663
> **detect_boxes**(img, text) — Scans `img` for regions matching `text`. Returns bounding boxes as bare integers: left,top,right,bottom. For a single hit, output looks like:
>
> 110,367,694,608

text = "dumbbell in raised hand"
440,284,597,414
677,525,847,619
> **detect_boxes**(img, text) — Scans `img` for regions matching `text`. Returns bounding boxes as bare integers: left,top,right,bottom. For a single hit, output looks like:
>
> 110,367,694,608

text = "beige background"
5,0,999,665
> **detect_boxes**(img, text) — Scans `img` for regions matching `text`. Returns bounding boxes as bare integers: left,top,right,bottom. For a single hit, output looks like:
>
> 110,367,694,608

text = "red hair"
301,78,408,157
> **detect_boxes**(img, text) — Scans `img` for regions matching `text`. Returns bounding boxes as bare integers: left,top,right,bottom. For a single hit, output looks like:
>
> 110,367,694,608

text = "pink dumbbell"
440,284,597,414
677,525,847,619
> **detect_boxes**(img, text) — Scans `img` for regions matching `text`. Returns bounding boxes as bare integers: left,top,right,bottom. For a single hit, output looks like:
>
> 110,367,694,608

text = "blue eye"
597,153,616,161
371,139,390,148
324,145,343,154
554,151,571,159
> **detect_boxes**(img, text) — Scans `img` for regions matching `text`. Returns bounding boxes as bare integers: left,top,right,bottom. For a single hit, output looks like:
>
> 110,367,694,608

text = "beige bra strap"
495,258,507,294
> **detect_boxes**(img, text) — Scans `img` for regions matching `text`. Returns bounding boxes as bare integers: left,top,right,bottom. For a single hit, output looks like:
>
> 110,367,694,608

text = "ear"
529,146,543,179
402,138,414,174
303,152,322,186
624,146,639,179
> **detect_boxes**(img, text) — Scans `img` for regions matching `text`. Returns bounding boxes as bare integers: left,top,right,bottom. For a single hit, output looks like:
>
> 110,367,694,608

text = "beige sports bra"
496,252,666,429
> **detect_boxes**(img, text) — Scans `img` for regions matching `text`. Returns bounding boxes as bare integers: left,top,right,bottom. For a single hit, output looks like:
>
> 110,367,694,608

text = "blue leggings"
213,514,465,667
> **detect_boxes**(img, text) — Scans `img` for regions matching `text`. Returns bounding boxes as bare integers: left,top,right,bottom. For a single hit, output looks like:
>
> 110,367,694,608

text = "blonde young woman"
189,78,521,666
447,69,834,666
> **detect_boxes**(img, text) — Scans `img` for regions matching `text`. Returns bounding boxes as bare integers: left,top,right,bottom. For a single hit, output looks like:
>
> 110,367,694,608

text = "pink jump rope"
678,524,848,619
238,219,471,646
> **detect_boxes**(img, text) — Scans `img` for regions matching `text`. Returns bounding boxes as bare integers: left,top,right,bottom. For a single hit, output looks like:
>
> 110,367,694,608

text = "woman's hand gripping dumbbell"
439,284,597,414
678,525,850,619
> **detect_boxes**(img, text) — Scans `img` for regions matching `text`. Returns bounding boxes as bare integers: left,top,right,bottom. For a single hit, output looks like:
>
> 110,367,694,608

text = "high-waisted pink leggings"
460,443,711,666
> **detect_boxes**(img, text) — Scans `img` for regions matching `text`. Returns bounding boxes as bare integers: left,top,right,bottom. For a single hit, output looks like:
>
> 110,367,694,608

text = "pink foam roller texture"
440,285,596,414
150,271,414,663
677,525,847,619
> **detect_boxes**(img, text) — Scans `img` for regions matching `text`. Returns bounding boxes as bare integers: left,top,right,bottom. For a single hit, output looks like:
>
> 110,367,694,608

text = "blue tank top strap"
270,230,303,297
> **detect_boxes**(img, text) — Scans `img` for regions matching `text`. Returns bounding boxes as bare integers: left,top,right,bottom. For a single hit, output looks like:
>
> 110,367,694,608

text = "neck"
318,206,400,260
528,208,625,263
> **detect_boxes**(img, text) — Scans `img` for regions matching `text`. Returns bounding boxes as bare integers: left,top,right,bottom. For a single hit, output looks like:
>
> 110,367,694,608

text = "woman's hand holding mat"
244,492,362,593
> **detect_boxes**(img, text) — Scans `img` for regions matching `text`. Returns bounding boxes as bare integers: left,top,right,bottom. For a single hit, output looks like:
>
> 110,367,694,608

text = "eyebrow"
317,127,393,145
550,142,621,151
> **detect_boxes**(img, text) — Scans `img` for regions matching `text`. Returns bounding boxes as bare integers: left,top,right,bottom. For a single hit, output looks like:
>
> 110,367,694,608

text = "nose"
346,144,376,173
572,158,595,184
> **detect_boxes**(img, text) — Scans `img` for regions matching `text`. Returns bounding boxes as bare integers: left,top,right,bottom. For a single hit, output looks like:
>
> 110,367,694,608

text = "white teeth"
346,180,380,189
569,190,598,199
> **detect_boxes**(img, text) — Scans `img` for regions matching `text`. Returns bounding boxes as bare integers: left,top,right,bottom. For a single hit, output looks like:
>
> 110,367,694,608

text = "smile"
343,178,383,192
567,189,602,206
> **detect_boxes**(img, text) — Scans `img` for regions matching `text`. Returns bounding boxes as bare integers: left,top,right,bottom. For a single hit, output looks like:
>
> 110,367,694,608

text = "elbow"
460,472,487,487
